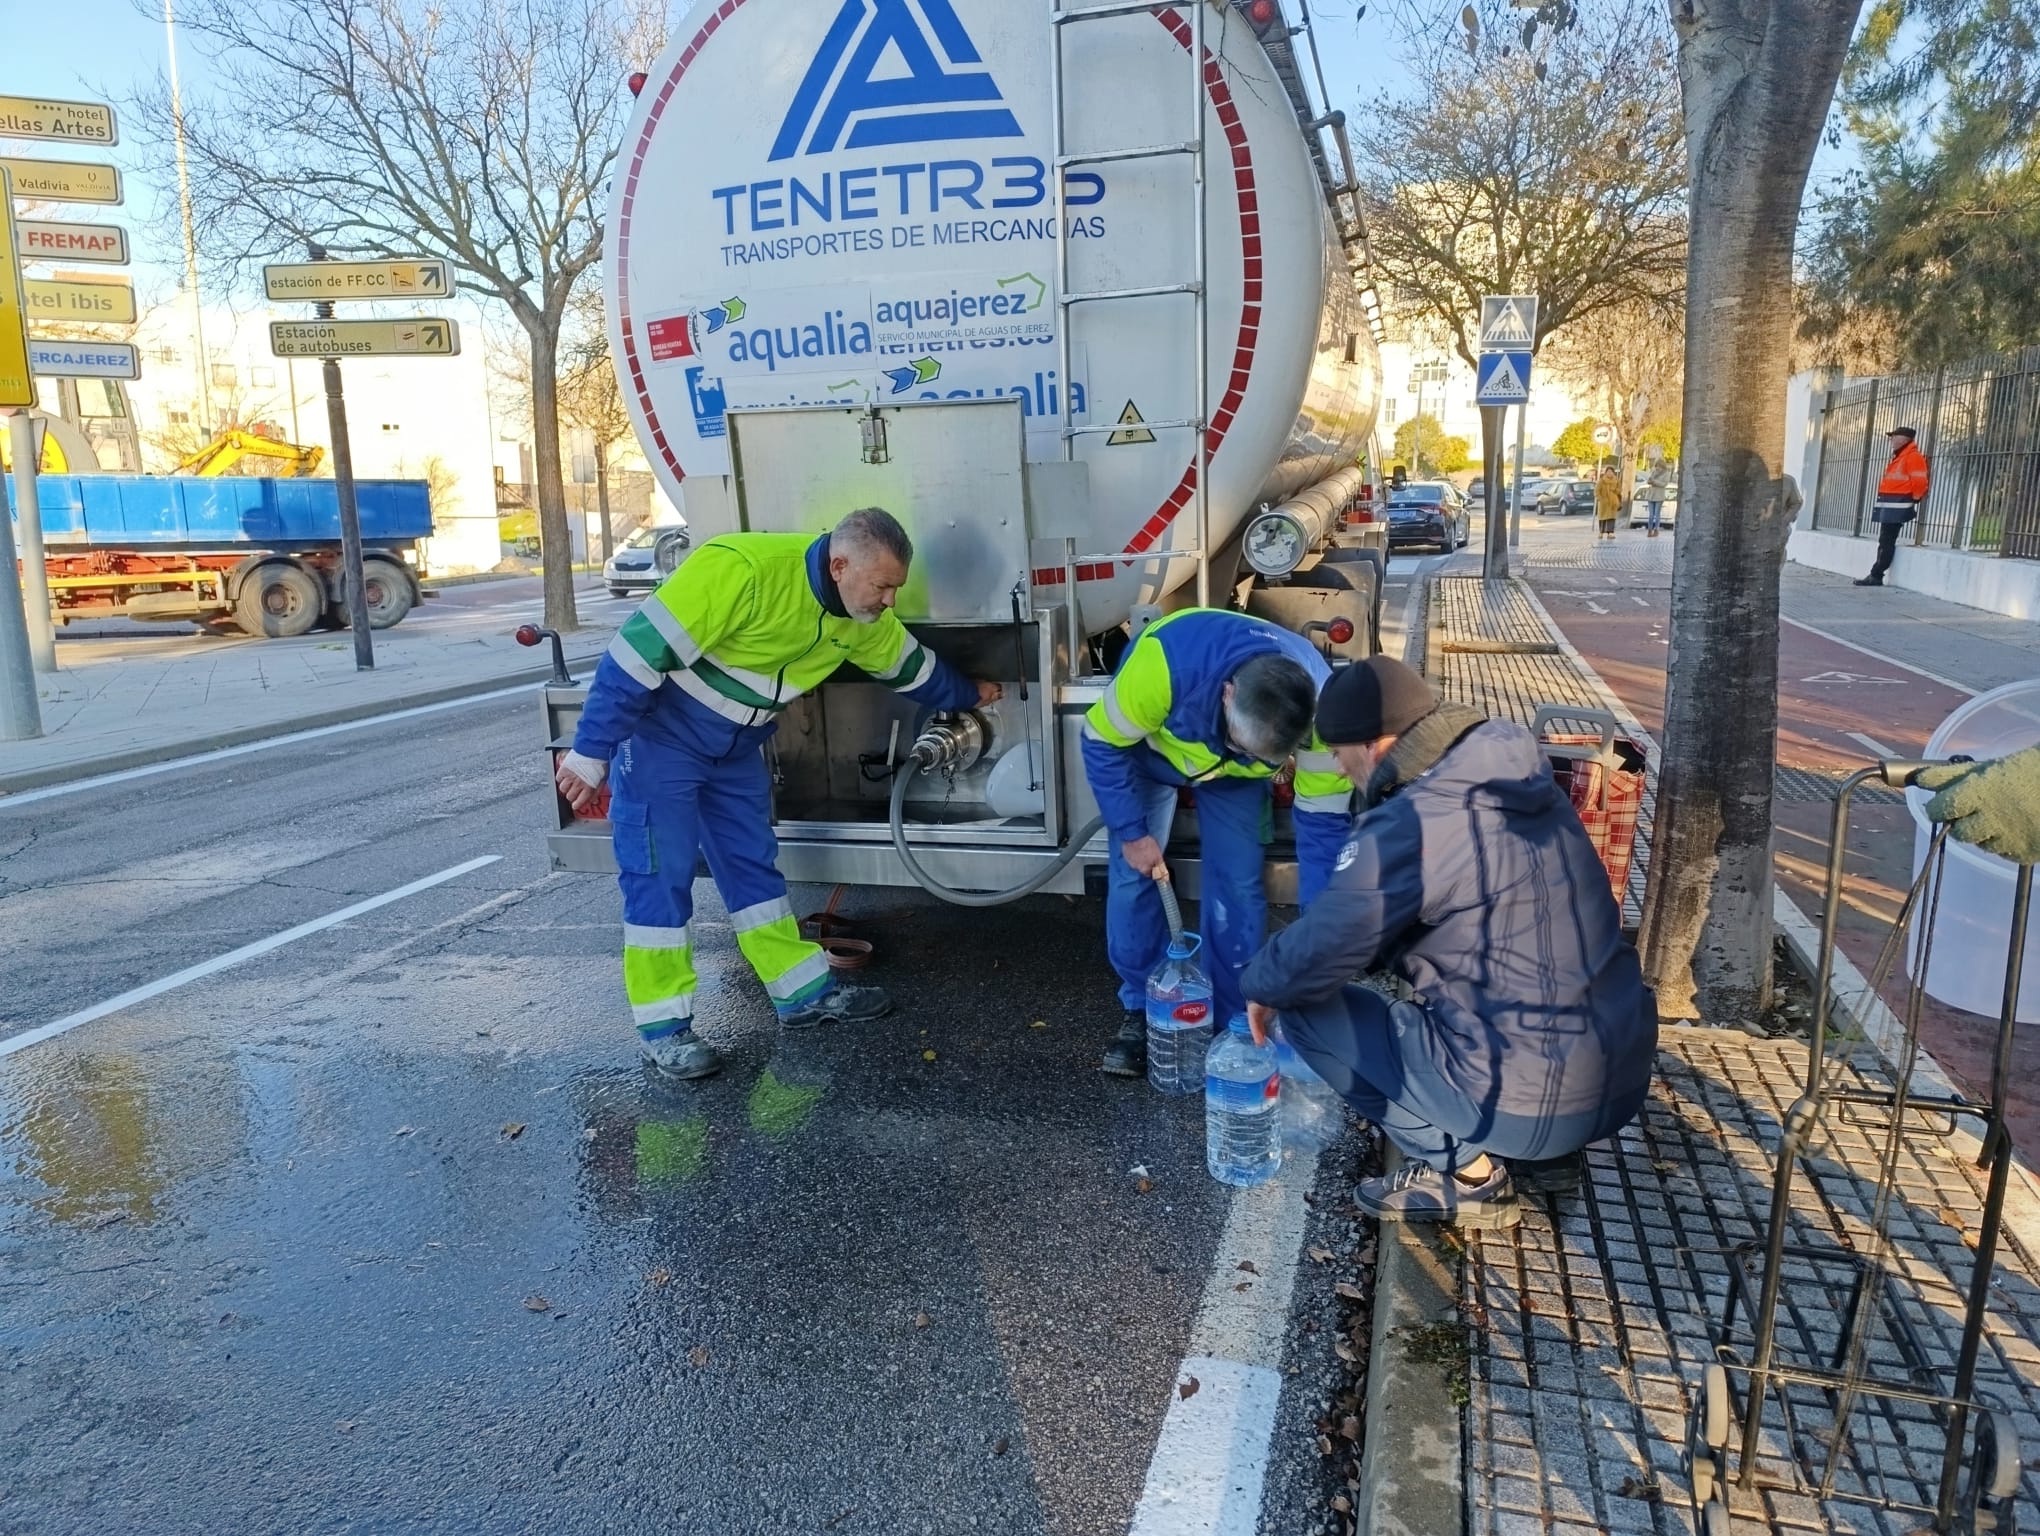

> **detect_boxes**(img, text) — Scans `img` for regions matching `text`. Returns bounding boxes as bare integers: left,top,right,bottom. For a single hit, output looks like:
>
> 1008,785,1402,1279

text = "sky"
5,0,1849,308
0,0,1400,293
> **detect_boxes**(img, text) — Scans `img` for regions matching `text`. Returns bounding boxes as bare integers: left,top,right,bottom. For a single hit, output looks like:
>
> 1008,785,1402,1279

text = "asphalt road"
0,690,1354,1535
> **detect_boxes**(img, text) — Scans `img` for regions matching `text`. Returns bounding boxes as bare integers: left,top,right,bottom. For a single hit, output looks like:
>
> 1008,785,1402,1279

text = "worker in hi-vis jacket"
557,507,1000,1081
1080,608,1355,1077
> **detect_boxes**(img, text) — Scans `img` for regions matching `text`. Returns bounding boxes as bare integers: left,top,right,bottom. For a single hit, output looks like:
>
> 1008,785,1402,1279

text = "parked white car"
603,521,690,597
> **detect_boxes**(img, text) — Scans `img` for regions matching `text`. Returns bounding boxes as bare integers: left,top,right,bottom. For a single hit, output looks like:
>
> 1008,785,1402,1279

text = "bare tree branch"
123,0,663,630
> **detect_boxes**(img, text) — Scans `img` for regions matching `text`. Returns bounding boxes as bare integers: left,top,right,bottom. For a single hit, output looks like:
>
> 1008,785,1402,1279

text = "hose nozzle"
908,712,988,773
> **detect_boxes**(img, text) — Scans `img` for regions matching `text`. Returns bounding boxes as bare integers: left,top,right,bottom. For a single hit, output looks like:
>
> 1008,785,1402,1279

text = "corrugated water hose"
887,767,1107,908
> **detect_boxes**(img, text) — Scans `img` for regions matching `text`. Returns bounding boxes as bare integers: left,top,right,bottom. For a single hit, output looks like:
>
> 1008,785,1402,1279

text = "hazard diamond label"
1108,399,1155,446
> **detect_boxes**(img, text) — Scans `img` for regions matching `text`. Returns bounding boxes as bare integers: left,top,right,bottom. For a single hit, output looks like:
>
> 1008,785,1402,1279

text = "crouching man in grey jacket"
1240,658,1658,1227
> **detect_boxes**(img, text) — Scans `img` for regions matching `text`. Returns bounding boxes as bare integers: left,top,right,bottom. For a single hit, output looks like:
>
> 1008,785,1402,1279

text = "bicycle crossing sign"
1479,294,1537,349
1476,350,1532,405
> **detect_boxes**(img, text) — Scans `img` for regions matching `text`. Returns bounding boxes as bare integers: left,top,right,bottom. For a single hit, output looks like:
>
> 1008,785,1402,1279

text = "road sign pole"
1509,401,1528,551
309,250,374,670
7,412,55,671
0,446,40,740
321,352,374,671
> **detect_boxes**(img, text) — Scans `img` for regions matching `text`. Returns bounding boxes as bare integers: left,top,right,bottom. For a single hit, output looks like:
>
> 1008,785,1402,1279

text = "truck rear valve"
908,711,989,776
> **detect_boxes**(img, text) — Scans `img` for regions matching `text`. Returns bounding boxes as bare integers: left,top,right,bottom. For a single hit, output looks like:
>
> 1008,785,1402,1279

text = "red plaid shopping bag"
1532,708,1648,905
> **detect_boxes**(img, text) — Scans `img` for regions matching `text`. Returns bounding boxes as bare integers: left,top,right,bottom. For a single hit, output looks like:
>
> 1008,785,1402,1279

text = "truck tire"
234,561,323,638
360,557,416,629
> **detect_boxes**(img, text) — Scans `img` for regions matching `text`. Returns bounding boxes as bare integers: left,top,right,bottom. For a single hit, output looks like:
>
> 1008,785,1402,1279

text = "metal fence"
1809,348,2040,561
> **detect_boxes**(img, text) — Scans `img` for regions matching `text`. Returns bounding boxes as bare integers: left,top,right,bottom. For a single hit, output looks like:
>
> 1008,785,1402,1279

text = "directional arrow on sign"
883,357,941,394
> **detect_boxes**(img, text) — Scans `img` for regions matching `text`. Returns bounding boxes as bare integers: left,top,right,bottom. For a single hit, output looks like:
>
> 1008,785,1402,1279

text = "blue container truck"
4,474,434,637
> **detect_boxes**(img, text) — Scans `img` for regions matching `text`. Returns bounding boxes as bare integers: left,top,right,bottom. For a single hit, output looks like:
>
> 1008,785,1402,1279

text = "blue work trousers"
1281,985,1648,1173
608,699,829,1036
1107,766,1274,1026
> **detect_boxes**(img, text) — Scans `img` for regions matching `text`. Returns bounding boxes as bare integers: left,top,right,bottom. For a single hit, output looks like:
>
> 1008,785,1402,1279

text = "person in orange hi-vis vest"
1855,426,1932,587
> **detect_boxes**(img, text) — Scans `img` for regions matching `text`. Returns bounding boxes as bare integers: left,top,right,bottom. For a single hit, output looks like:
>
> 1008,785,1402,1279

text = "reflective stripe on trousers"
610,694,830,1035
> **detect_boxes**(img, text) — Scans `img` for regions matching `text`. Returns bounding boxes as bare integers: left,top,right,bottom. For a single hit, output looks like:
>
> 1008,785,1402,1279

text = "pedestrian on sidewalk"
1640,445,1671,538
555,508,1001,1081
1594,464,1621,541
1239,657,1659,1226
1855,426,1931,587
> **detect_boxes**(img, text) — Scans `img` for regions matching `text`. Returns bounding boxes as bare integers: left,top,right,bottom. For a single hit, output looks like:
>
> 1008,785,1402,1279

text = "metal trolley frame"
1685,760,2033,1535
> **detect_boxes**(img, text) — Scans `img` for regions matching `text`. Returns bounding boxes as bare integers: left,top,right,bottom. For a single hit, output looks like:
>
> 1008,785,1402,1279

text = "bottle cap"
1165,931,1202,961
1228,1011,1253,1035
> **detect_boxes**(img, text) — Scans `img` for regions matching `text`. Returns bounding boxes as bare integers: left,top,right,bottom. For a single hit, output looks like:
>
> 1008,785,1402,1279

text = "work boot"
779,980,892,1028
1505,1151,1584,1195
1355,1160,1520,1228
1101,1012,1147,1077
639,1027,724,1082
1854,575,1884,587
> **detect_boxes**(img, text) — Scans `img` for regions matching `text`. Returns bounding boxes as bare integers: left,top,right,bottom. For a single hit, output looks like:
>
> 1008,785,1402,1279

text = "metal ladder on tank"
1047,0,1214,617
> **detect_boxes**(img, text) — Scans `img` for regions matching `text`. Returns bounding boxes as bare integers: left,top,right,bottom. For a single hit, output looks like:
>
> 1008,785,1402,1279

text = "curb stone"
0,653,607,798
1356,1151,1465,1536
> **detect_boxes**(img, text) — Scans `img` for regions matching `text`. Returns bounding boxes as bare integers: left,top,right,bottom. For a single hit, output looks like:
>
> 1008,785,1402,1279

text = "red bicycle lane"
1527,572,2038,1147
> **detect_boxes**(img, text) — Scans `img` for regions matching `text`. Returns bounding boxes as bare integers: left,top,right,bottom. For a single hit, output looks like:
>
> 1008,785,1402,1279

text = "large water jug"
1206,1013,1281,1187
1269,1020,1344,1155
1145,933,1215,1096
1907,680,2040,1020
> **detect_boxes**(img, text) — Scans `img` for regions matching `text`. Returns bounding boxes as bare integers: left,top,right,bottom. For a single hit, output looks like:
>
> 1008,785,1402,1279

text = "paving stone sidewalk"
0,585,619,792
1412,575,2040,1536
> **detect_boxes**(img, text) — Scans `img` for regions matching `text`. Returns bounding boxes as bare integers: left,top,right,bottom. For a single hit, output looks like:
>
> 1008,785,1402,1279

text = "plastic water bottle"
1270,1021,1344,1155
1145,933,1215,1096
1206,1013,1281,1187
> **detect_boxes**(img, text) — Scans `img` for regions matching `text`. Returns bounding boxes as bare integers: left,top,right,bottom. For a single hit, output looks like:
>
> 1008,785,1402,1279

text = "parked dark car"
1385,483,1470,551
1537,478,1598,517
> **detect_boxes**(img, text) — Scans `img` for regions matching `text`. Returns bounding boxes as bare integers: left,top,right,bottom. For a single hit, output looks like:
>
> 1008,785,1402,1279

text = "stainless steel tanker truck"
542,0,1390,906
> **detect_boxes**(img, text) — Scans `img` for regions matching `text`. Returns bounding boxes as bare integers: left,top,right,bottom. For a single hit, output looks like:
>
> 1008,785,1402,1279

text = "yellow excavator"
173,428,326,477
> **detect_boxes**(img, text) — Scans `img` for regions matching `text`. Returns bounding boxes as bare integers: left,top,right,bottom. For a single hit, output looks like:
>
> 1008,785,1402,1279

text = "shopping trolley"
1685,759,2031,1534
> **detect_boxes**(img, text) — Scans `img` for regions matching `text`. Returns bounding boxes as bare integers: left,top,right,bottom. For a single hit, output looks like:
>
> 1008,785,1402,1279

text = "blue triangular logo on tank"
769,0,1024,162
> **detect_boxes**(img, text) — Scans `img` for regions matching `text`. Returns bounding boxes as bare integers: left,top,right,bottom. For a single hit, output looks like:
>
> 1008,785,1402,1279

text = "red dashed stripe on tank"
613,3,1262,580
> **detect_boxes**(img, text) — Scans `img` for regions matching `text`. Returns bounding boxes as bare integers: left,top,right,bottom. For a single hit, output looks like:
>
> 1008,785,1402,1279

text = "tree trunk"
594,435,615,564
1480,404,1509,577
1637,0,1862,1022
526,327,580,633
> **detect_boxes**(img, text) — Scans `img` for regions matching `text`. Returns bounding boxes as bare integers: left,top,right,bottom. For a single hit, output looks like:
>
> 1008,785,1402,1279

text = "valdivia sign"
612,0,1109,475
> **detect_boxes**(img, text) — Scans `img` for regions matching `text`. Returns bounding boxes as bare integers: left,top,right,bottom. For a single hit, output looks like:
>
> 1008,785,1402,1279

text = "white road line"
1128,1151,1318,1536
0,683,546,810
0,855,503,1060
1779,615,1979,697
1846,730,1900,759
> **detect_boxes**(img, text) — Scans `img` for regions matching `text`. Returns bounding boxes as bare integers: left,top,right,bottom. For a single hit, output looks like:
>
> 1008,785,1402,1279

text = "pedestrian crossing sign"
1476,349,1532,405
1479,294,1538,349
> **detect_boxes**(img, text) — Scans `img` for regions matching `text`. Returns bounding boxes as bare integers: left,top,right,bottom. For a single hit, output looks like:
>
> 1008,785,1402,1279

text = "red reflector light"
515,623,542,647
1248,0,1278,23
627,71,648,97
1328,617,1356,645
